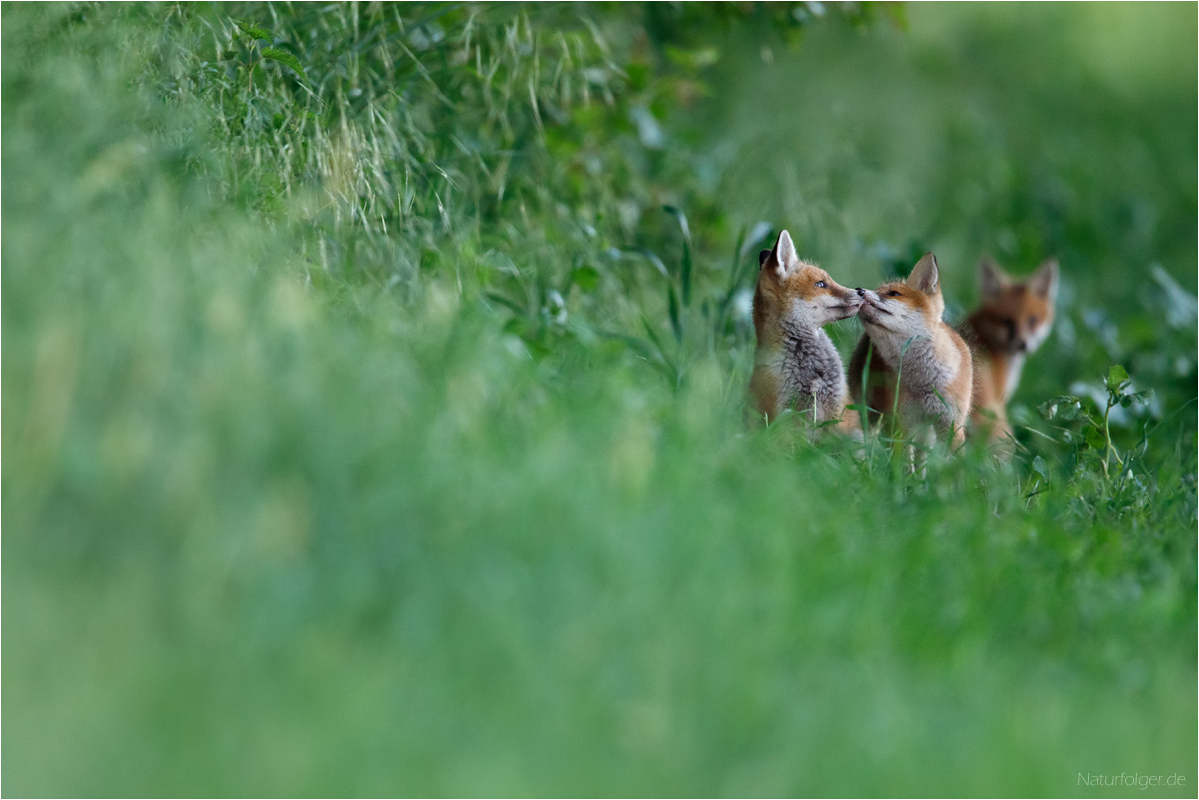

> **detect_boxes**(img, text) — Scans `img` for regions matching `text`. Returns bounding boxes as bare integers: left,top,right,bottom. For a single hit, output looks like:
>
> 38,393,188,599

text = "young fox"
750,230,863,427
849,253,973,448
959,257,1059,446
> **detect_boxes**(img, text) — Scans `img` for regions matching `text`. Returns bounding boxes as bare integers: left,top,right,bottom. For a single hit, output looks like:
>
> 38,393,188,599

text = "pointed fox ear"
979,256,1006,300
907,252,940,295
759,249,772,267
1030,259,1059,302
762,230,799,279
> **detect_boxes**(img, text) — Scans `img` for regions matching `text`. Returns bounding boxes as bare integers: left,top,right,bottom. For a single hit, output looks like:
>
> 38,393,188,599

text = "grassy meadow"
3,2,1196,796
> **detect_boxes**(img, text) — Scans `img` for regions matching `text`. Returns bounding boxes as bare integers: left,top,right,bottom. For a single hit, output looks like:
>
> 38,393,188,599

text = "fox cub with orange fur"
750,230,862,427
959,257,1059,448
849,253,973,448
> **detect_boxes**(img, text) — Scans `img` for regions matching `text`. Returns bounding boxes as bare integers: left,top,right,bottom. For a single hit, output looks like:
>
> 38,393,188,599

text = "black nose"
855,287,865,296
1017,340,1028,352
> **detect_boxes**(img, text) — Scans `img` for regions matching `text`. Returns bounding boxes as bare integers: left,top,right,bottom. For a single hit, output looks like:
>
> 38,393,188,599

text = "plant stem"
1102,397,1124,479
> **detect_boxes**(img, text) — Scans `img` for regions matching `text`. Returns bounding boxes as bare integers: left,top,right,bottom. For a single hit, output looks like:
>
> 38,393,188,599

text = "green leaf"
571,265,600,293
260,47,305,77
1032,455,1050,481
503,316,533,337
1021,426,1057,443
1107,364,1130,388
1039,395,1081,421
857,341,874,431
634,248,670,281
602,332,657,362
485,291,526,317
236,22,272,43
1083,424,1107,450
520,337,553,360
662,205,691,243
639,315,677,377
741,221,773,258
667,285,682,344
680,239,692,308
664,45,720,71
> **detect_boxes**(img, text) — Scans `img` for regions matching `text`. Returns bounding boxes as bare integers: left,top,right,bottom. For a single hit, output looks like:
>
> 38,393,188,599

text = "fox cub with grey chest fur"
958,256,1059,448
849,252,973,449
750,230,863,428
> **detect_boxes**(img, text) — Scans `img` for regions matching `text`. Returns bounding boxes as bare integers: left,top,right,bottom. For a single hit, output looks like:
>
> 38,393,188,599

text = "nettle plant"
1031,365,1162,515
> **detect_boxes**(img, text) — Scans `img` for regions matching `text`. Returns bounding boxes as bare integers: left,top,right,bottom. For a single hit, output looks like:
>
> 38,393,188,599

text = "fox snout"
828,283,863,320
856,287,884,309
835,284,863,305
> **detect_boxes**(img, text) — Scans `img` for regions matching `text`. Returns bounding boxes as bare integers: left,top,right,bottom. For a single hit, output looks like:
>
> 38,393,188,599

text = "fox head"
857,252,945,341
752,230,861,345
972,257,1058,355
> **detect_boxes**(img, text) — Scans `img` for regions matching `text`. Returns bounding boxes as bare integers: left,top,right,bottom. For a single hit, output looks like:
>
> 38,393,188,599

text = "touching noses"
855,287,865,297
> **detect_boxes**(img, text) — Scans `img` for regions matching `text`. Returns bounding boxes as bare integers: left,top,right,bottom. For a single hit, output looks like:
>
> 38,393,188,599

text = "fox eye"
814,280,826,288
887,290,902,297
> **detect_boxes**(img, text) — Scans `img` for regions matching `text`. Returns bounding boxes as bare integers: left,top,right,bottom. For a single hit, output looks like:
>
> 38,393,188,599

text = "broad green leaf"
261,47,305,77
237,22,272,42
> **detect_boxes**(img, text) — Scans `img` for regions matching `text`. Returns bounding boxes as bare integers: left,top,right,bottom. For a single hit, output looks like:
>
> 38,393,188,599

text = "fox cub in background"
750,230,862,427
849,253,973,448
959,257,1059,448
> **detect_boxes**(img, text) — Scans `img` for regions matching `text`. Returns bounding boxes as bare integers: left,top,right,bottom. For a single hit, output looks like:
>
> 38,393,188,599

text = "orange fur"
958,257,1058,452
849,253,973,449
750,230,861,426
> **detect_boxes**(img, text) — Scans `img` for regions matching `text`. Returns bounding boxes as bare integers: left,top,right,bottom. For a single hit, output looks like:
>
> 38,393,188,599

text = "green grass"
3,3,1196,796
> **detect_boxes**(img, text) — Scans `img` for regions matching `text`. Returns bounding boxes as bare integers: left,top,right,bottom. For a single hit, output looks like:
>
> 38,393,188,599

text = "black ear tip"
758,249,772,267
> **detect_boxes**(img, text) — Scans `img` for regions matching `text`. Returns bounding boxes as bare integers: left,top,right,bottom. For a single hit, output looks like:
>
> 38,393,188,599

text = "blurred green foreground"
3,3,1196,796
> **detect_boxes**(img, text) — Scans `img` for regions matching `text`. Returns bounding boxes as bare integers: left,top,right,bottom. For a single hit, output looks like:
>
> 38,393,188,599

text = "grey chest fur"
876,335,962,428
778,322,847,423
